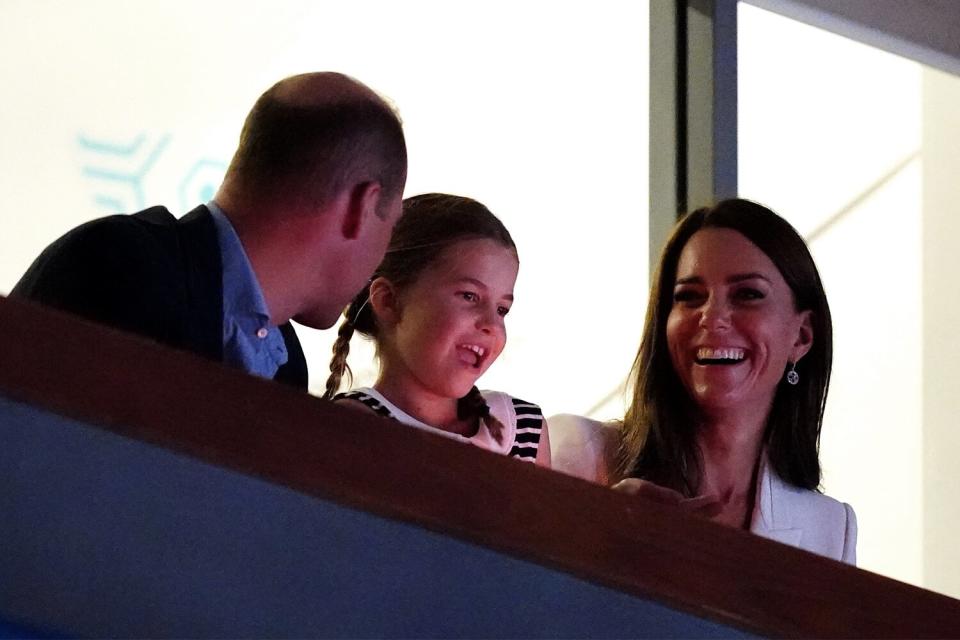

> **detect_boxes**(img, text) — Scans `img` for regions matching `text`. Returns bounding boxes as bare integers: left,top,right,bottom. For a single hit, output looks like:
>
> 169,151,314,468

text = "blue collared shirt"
208,201,288,379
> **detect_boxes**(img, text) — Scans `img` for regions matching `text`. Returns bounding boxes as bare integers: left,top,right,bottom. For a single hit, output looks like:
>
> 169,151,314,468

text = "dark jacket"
11,205,307,388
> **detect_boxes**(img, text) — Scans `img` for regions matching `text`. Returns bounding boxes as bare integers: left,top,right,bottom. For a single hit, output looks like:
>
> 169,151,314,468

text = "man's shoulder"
26,205,211,270
11,204,216,332
10,204,224,362
67,205,198,240
34,206,178,256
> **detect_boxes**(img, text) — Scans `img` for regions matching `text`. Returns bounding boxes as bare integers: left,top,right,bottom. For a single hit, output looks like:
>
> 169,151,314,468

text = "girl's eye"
459,291,479,302
497,305,511,317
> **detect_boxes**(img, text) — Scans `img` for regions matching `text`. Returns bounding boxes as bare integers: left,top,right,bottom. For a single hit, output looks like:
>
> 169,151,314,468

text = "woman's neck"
373,370,476,437
695,411,767,529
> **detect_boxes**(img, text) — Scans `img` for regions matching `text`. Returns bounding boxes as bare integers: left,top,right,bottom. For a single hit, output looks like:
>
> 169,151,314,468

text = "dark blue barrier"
0,394,745,638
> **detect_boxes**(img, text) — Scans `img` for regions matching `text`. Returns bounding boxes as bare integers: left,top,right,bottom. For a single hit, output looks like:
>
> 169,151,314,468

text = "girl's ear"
369,276,401,325
791,310,814,363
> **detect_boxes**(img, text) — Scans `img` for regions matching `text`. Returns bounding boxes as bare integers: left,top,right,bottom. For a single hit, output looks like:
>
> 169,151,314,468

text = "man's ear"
340,181,382,240
369,276,400,325
792,310,814,363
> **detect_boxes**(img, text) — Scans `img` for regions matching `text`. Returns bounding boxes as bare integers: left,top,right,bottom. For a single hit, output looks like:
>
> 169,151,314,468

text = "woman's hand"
611,478,722,518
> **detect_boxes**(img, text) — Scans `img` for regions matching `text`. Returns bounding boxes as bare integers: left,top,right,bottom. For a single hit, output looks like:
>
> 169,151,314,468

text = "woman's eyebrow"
674,273,771,286
728,272,771,284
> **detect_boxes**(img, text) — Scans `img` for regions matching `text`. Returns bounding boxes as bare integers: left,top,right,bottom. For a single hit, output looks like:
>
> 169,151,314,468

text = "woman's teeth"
696,347,745,364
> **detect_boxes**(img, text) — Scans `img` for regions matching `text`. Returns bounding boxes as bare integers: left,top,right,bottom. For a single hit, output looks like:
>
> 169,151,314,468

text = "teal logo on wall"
79,133,226,213
179,159,228,211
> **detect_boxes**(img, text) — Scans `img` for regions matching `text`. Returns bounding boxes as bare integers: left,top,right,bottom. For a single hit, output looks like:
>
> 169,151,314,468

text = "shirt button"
256,327,269,339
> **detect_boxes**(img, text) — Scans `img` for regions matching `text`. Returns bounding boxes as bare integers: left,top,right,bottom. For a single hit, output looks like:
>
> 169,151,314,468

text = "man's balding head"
270,71,383,106
221,72,407,216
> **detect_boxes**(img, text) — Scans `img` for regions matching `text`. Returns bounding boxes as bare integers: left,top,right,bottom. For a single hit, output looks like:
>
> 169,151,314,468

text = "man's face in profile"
294,185,404,331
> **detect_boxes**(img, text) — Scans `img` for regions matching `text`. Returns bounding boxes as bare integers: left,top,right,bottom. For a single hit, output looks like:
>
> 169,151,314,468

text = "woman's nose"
699,296,731,330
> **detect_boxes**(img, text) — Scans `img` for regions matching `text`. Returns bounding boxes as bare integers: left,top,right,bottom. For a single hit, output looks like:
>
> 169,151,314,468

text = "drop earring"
786,361,799,385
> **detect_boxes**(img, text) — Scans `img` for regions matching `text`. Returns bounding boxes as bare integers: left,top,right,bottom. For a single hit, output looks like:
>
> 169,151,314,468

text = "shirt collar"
207,201,272,325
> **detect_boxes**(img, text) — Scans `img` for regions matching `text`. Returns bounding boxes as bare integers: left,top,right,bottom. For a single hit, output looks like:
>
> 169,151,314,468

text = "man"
12,72,407,389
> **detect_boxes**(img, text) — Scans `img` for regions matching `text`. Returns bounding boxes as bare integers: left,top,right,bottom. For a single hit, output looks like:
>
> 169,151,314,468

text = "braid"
323,285,378,400
457,386,505,445
323,316,356,399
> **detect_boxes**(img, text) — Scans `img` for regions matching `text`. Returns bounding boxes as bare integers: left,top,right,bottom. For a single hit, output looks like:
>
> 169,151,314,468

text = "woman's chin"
689,384,746,414
689,383,778,422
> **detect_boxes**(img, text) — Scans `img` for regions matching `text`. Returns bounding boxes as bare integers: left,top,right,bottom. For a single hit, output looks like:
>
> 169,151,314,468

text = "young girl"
323,193,549,466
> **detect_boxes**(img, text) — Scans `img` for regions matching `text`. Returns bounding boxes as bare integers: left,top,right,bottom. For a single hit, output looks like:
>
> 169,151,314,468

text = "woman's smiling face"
666,227,813,418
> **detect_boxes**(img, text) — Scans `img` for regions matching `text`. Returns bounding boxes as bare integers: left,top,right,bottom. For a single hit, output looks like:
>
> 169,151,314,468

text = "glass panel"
739,1,960,596
0,0,649,419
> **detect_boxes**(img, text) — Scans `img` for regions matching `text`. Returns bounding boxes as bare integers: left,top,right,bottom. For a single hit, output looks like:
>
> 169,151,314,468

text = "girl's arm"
535,419,551,468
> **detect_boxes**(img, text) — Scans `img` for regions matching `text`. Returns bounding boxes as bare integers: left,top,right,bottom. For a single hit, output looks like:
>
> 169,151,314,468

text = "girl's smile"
456,343,488,368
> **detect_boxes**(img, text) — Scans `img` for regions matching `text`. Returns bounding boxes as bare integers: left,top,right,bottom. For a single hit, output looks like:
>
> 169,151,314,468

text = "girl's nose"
476,306,500,333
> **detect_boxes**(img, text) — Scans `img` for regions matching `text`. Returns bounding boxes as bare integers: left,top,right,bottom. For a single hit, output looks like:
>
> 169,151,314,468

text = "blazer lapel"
175,205,224,362
750,453,804,547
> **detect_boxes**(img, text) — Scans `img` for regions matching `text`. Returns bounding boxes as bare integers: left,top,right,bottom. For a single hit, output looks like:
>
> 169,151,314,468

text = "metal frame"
648,0,739,276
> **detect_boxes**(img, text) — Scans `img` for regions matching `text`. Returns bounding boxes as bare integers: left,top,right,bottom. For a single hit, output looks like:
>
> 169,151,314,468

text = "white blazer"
549,413,857,564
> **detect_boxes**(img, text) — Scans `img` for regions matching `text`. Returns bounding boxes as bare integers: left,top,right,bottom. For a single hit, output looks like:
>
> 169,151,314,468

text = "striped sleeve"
333,390,394,419
509,397,543,463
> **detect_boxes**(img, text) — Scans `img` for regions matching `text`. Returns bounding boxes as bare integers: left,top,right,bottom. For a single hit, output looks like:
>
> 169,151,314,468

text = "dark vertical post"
649,0,683,277
649,0,738,280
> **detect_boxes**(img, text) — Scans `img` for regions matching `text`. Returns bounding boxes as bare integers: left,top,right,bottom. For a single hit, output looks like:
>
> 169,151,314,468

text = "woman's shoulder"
547,414,620,485
766,468,855,522
756,462,858,564
548,414,619,441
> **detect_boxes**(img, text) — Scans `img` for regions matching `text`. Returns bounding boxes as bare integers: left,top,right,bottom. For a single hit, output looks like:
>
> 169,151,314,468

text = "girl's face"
386,238,519,401
666,228,812,419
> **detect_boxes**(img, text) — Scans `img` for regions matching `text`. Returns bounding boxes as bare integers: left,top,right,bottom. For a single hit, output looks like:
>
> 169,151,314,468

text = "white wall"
921,65,960,598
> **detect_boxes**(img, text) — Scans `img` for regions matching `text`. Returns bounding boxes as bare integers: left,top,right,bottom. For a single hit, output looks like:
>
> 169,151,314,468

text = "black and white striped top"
335,387,544,463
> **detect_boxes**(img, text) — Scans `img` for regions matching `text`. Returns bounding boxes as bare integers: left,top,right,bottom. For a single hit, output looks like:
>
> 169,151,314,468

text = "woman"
551,199,856,563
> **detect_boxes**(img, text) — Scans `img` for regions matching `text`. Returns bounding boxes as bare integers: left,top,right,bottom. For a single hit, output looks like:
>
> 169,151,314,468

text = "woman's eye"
735,287,765,301
497,305,511,317
673,289,703,304
459,291,478,302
